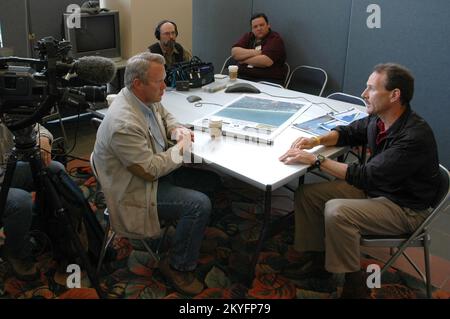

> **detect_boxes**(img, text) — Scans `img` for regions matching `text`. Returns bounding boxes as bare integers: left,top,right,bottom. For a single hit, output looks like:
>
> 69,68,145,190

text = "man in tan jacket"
93,52,220,296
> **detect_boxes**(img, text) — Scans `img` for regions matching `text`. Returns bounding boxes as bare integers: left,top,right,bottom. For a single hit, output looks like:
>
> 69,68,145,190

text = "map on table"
192,95,311,144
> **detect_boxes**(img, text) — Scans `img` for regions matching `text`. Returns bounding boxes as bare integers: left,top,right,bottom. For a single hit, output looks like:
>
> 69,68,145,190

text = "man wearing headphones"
148,20,192,69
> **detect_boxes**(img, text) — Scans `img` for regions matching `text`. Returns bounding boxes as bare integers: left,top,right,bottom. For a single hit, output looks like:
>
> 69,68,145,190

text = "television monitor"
63,11,122,61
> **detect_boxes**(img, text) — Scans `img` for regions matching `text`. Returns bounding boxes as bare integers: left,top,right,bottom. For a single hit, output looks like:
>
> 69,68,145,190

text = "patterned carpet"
1,164,449,299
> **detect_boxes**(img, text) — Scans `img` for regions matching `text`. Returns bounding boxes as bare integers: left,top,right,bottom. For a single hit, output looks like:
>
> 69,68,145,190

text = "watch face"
317,154,325,163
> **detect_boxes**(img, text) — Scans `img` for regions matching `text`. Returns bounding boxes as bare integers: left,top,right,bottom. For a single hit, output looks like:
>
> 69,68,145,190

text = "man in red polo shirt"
231,13,287,85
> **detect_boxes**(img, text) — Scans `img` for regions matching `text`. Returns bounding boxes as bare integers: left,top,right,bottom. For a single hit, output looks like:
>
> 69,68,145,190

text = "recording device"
0,36,116,130
0,36,109,297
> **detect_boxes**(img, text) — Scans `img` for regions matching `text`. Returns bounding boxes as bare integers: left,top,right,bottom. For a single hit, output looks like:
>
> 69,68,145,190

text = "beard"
162,39,175,50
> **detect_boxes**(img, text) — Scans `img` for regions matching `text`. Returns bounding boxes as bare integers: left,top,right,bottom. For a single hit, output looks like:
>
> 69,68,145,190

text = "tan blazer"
93,88,182,239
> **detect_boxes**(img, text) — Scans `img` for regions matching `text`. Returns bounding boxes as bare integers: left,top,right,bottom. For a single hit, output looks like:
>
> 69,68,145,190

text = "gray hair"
124,52,165,89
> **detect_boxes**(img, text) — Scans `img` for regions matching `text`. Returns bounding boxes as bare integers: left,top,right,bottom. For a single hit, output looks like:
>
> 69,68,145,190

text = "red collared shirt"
375,118,387,145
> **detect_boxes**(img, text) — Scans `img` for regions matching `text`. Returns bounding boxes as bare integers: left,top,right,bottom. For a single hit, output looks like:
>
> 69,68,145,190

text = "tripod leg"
40,173,105,298
0,152,18,220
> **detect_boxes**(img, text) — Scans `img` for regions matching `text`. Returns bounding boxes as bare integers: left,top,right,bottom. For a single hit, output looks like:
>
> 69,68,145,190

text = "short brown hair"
373,63,414,106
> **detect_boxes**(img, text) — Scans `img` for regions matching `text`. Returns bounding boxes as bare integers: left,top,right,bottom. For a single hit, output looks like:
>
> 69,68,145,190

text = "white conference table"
160,79,364,190
93,78,366,284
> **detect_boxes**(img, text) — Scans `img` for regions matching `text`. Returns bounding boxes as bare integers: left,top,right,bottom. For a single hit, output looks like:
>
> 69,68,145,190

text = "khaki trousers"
294,180,427,273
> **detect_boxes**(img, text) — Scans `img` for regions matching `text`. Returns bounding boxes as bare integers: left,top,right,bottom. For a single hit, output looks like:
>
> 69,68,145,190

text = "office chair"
90,149,173,276
257,62,290,88
360,164,450,299
286,65,328,96
327,92,367,164
220,55,237,75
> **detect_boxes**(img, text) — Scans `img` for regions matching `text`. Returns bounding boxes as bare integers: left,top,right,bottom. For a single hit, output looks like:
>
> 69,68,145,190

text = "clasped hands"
279,136,319,165
172,127,194,153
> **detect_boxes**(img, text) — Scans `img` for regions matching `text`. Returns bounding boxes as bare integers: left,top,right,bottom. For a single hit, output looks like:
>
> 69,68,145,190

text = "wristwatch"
314,154,326,170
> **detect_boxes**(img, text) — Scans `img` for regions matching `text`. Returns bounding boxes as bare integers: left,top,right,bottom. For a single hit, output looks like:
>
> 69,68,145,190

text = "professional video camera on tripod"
0,36,116,298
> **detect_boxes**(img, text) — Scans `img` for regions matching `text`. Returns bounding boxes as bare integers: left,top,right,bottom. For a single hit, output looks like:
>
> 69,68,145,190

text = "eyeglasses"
161,31,177,37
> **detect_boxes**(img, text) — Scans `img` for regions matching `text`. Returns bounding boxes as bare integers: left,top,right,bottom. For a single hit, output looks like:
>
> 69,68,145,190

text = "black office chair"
360,164,450,299
286,65,328,96
327,92,367,164
220,55,237,75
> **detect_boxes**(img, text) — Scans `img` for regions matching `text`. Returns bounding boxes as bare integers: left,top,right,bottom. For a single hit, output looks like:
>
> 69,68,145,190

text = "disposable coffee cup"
228,65,238,81
209,117,223,138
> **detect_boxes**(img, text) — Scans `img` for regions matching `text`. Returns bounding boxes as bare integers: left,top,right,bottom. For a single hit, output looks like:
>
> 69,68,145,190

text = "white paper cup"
228,65,238,81
209,117,223,138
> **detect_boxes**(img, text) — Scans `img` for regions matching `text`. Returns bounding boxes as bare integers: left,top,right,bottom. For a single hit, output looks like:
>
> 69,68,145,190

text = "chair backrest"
327,92,366,107
283,61,291,88
90,152,99,179
220,55,237,74
422,164,450,230
91,117,103,130
286,65,328,96
390,164,449,243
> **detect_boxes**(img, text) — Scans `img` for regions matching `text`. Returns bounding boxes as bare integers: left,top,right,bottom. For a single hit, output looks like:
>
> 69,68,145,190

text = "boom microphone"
60,56,117,84
74,56,117,84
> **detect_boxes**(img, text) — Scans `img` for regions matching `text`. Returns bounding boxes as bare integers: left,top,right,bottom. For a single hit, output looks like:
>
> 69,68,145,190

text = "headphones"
154,20,179,40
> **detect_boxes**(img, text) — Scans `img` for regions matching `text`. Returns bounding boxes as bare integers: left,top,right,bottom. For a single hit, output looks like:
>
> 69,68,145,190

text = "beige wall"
100,0,192,59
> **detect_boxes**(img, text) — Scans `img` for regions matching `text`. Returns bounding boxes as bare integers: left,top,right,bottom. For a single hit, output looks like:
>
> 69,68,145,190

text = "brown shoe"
159,257,204,295
4,254,39,281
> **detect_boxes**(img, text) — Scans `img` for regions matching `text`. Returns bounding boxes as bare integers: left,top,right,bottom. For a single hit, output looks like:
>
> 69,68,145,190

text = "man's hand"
39,136,52,167
290,136,319,150
279,148,316,165
174,128,193,155
172,127,194,143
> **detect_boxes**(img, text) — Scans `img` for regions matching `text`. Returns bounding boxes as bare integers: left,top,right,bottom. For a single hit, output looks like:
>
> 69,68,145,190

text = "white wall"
100,0,192,59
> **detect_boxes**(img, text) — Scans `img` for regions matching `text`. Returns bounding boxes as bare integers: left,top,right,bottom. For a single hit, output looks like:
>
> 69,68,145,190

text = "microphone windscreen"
75,56,117,84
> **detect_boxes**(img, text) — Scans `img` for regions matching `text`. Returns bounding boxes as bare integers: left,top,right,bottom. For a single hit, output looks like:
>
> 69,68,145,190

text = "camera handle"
0,130,104,298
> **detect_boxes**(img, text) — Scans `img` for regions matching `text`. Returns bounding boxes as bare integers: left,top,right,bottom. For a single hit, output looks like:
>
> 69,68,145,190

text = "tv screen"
63,11,121,60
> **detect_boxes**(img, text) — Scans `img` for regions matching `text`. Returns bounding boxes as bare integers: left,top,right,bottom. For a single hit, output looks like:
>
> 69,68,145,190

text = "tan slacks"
294,180,427,273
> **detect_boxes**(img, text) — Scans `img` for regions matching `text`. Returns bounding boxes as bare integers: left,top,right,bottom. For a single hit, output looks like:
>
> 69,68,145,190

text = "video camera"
0,36,116,131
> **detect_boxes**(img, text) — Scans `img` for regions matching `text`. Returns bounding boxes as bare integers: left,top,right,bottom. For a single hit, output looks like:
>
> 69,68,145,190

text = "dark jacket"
148,42,185,67
334,107,439,210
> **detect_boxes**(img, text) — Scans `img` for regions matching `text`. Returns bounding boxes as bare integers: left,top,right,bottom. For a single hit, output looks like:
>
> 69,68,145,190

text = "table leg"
247,186,272,287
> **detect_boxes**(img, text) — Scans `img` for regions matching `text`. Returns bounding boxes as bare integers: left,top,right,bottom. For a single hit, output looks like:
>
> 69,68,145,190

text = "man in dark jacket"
148,20,192,69
279,63,439,298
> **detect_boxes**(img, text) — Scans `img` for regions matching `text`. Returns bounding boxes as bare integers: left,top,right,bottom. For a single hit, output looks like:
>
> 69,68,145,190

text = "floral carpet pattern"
1,165,449,299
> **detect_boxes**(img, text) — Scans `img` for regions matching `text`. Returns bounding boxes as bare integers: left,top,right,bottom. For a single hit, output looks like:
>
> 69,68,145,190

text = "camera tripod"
0,124,105,298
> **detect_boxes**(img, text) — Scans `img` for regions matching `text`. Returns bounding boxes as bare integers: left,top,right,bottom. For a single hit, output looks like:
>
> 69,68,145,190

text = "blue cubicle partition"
193,0,450,169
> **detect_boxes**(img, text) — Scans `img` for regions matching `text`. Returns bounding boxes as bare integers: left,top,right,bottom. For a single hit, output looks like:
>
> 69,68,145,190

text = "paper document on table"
292,108,368,136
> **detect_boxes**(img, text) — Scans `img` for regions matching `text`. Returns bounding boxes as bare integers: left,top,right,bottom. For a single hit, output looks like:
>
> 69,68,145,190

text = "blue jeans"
157,167,221,271
1,160,65,259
